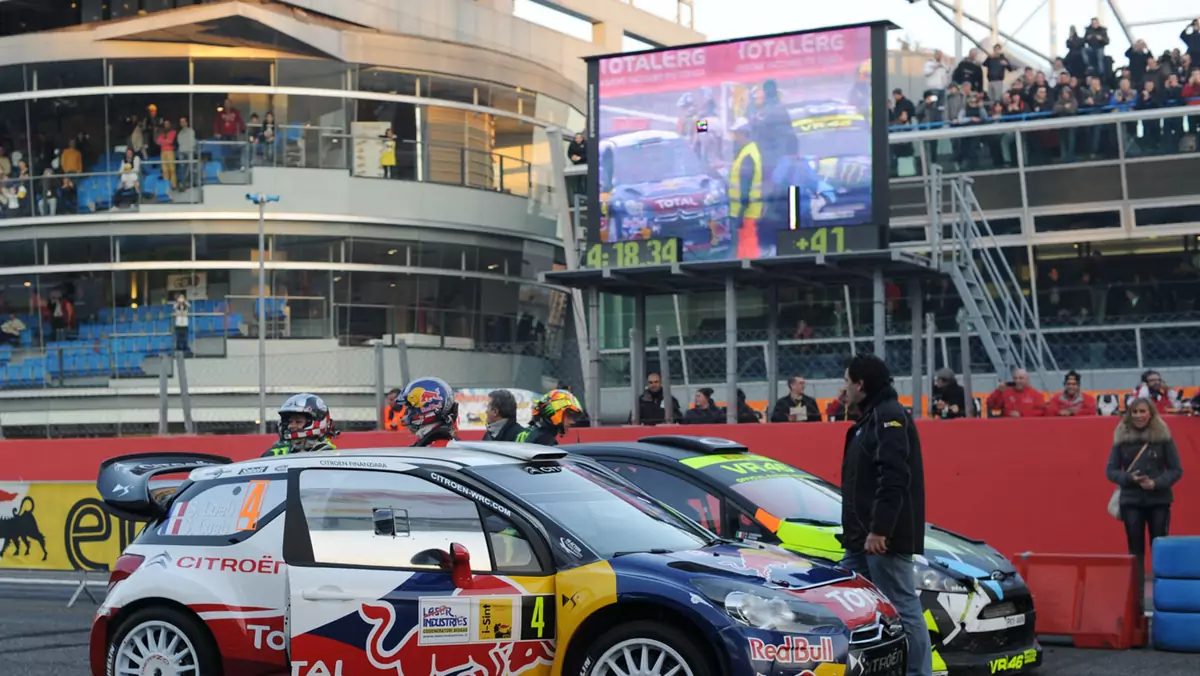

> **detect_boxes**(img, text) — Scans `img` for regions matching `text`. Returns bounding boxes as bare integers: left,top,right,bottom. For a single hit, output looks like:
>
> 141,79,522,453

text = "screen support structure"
765,284,779,410
547,126,592,411
872,268,886,356
725,275,738,425
910,280,924,419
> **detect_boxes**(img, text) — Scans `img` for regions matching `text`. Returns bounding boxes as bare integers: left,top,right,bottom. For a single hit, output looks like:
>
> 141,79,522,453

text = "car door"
282,465,556,676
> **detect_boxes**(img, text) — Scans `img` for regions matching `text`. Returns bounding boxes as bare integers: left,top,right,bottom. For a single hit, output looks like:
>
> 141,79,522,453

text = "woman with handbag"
1106,397,1184,604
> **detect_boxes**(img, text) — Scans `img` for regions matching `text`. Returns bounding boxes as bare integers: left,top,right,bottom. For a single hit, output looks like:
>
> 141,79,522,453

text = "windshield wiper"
783,517,841,526
611,548,672,558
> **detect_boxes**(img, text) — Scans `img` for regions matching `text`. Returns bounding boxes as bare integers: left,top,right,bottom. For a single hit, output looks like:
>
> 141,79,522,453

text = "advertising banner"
593,26,876,261
0,482,139,572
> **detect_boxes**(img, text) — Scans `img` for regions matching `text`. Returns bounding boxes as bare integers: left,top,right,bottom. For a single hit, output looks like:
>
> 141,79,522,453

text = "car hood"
611,542,890,628
613,177,716,202
922,524,1016,578
776,520,1017,582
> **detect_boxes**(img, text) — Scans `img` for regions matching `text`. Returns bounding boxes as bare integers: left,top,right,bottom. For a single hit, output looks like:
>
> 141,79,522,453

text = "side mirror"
448,542,473,589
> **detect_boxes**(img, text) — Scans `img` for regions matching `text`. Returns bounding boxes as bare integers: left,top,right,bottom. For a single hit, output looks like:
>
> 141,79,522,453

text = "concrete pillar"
592,21,625,52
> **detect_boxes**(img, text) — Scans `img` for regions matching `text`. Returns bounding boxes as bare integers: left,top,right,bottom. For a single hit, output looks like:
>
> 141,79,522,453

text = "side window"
297,470,492,571
481,509,540,574
601,461,724,534
729,502,771,542
151,477,286,540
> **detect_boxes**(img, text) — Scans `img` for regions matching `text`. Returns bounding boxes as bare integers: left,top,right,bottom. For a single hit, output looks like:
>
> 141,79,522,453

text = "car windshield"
693,455,844,525
470,460,710,558
614,140,707,185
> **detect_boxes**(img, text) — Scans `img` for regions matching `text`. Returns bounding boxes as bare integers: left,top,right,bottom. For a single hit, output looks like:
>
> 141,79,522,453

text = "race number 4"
519,595,557,641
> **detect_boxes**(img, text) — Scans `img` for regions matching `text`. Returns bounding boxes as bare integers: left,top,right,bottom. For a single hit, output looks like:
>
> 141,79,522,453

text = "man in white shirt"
923,49,951,100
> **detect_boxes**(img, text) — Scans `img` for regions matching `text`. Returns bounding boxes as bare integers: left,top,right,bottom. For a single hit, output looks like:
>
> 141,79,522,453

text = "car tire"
577,619,714,676
107,606,222,676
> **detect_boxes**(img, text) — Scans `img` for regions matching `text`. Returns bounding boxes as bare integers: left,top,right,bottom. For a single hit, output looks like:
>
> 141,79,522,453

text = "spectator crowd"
622,366,1200,426
888,18,1200,167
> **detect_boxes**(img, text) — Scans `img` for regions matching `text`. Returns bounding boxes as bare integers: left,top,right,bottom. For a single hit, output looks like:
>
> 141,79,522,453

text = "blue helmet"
399,377,458,432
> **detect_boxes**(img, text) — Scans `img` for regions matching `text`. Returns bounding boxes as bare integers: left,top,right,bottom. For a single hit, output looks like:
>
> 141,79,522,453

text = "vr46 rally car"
92,442,907,676
566,436,1043,676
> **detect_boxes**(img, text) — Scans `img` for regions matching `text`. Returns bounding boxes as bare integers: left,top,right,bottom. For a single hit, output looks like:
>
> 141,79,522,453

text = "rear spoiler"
97,452,232,522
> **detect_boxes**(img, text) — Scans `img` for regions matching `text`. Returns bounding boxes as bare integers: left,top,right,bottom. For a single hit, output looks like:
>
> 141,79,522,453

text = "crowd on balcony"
888,18,1200,163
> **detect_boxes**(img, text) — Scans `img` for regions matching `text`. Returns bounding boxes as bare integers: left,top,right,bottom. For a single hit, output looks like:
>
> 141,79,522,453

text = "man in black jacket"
838,355,930,676
769,375,821,422
481,389,523,442
630,373,682,425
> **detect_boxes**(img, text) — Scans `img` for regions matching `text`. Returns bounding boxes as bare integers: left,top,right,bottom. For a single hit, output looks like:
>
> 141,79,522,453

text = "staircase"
928,165,1058,382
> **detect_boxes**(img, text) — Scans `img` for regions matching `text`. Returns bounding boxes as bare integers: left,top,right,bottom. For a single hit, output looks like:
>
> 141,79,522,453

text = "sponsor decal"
849,643,905,676
133,461,215,474
418,597,473,644
249,623,287,651
476,597,515,641
882,420,903,428
654,196,700,210
175,554,285,575
825,587,889,613
561,592,581,609
428,473,513,518
558,537,583,559
359,592,555,676
716,548,808,580
524,466,561,475
110,483,132,498
747,636,835,663
237,465,269,476
989,649,1038,674
317,459,388,469
291,661,343,676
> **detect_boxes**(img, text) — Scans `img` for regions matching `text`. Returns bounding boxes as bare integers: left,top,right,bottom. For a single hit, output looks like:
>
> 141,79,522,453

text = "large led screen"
588,25,885,262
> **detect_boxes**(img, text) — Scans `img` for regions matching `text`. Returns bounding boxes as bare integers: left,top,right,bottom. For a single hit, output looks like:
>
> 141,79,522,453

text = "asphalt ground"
1,575,1197,676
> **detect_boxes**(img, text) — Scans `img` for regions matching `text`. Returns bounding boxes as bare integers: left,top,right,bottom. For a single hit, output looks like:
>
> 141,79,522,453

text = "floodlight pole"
247,192,280,434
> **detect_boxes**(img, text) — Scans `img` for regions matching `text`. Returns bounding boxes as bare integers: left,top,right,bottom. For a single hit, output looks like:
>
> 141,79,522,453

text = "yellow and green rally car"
565,435,1043,676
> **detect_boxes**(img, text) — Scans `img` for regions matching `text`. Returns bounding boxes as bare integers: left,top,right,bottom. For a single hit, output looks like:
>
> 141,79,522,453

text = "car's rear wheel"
108,606,221,676
579,620,712,676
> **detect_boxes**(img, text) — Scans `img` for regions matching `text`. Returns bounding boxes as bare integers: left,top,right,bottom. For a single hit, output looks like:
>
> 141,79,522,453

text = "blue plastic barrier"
1152,536,1200,652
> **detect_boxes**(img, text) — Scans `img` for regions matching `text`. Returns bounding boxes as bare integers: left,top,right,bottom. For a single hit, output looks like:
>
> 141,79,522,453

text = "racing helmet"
278,393,339,450
531,389,583,430
400,377,458,432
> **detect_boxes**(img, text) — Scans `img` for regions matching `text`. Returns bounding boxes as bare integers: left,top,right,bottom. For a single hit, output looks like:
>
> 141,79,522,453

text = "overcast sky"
518,0,1197,69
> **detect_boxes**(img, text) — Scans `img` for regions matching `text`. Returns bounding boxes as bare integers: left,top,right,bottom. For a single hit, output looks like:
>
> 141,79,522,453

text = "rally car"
786,101,872,226
92,442,907,676
598,130,731,257
565,436,1042,676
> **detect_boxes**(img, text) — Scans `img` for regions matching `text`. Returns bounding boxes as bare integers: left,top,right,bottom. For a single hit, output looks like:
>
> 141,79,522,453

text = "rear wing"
97,452,232,522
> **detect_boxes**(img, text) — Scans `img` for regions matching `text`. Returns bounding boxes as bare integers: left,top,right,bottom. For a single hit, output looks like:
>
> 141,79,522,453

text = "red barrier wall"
3,417,1196,561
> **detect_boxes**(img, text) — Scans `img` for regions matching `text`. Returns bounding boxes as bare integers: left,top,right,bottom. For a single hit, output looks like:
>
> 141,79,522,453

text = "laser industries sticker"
475,597,516,642
417,597,472,645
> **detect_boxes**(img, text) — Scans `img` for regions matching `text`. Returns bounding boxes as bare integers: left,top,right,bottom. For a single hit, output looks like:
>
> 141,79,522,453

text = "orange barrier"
1012,553,1147,649
1,417,1196,563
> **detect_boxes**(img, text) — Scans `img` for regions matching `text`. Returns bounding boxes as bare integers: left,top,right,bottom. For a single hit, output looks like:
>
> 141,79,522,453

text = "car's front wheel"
579,620,713,676
108,606,222,676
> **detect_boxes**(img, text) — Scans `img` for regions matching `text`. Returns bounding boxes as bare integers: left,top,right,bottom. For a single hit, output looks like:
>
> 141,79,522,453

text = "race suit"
515,421,559,446
412,425,456,448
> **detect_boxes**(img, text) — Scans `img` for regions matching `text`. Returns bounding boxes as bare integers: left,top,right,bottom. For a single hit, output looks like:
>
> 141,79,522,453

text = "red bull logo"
748,635,836,664
358,594,554,676
716,549,808,582
406,387,442,409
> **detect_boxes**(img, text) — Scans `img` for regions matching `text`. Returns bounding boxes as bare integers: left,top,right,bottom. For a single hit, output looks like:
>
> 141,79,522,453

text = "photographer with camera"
986,368,1046,417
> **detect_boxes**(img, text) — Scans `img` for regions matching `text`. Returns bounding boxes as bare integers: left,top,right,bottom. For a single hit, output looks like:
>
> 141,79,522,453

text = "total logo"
291,660,343,676
747,636,835,663
654,196,699,209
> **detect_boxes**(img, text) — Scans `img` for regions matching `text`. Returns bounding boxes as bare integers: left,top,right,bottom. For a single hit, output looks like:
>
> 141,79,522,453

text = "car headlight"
624,201,644,216
692,577,845,634
915,563,970,593
704,188,726,206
